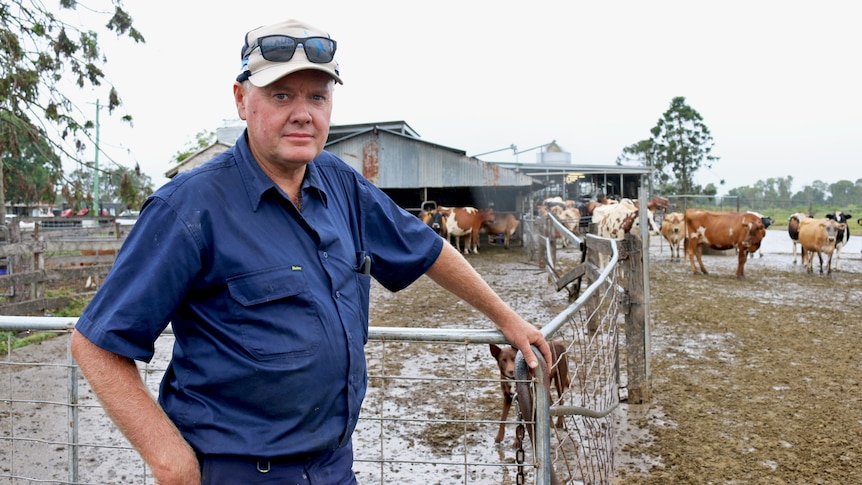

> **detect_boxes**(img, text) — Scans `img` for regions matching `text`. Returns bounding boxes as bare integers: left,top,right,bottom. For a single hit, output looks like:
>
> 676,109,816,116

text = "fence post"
68,347,79,483
32,227,45,301
622,233,651,403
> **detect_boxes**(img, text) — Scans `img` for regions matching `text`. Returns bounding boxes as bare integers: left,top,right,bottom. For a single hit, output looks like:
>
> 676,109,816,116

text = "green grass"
45,288,92,317
0,330,60,355
0,290,92,354
736,205,861,224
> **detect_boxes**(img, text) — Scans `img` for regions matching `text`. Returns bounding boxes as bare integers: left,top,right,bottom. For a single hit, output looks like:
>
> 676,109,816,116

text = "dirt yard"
3,226,862,484
615,230,862,484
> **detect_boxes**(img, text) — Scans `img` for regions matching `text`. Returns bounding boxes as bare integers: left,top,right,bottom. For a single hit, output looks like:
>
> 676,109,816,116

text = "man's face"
235,69,334,170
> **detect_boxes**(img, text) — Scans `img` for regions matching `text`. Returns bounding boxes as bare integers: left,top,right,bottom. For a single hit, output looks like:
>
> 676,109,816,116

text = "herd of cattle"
419,197,857,278
660,208,853,277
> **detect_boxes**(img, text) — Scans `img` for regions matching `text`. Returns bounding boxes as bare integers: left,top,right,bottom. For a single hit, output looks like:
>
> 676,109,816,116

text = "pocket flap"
227,267,306,306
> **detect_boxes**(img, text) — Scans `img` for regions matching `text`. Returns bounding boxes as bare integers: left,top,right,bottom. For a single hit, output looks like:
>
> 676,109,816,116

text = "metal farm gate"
1,212,651,484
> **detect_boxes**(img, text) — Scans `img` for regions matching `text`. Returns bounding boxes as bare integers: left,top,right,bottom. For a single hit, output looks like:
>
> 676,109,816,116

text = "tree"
174,130,216,163
110,164,152,211
619,96,718,195
829,180,856,207
616,138,659,193
0,111,62,205
791,181,828,207
62,163,152,213
1,0,144,219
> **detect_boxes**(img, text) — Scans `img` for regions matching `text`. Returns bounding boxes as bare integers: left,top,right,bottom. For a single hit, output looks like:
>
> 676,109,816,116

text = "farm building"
165,121,653,215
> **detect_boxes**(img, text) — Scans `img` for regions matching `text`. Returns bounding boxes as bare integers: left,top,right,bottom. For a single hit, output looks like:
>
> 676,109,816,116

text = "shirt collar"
234,131,329,211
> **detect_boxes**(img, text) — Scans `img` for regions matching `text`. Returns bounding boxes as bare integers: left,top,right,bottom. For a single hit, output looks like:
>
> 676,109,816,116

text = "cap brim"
247,58,343,87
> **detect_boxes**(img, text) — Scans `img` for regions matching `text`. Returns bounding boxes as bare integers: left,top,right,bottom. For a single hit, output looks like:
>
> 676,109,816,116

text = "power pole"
93,100,101,215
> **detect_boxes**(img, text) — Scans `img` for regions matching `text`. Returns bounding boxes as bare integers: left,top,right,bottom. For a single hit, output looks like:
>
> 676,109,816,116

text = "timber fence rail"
0,221,130,316
0,215,647,484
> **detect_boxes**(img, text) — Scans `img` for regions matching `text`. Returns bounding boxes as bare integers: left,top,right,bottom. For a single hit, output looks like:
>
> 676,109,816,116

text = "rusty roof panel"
328,131,533,189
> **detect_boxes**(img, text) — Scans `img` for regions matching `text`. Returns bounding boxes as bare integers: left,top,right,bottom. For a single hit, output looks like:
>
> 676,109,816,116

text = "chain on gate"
515,421,527,485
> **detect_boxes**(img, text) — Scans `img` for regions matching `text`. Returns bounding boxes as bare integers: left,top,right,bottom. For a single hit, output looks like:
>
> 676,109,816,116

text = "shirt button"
335,291,341,298
323,252,328,258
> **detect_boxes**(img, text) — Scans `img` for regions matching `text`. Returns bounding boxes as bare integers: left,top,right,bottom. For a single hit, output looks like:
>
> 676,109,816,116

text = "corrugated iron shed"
166,121,533,189
325,123,534,189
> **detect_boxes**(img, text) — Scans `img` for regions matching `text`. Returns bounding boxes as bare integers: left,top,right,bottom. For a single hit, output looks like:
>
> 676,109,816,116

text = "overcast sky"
80,0,860,196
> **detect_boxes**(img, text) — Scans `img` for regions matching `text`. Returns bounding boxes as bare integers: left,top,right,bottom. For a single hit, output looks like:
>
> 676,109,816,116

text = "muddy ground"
2,227,862,484
616,230,862,484
358,227,862,484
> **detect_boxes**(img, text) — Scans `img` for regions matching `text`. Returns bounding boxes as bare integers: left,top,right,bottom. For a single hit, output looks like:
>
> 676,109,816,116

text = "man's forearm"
70,331,200,483
425,242,515,325
424,243,553,370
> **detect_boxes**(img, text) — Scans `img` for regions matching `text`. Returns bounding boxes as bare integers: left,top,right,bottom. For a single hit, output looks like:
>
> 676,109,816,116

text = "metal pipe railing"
1,224,622,484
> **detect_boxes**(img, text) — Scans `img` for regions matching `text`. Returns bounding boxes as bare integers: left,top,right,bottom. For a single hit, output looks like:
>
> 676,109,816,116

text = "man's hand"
498,317,553,376
152,448,201,485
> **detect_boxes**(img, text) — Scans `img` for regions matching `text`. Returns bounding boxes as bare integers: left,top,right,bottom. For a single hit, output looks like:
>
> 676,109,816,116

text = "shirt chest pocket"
227,267,323,360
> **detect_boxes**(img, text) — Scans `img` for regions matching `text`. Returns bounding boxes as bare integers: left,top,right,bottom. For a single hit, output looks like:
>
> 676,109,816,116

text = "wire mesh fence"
0,220,632,484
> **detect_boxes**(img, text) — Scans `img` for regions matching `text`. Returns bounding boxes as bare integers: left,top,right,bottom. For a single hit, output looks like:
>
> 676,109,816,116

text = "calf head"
428,211,446,236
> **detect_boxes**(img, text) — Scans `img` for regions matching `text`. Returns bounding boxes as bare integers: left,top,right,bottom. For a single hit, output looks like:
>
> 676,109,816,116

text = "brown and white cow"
684,209,767,278
590,201,640,267
594,200,639,240
660,212,685,259
798,217,846,275
445,207,495,254
555,208,580,248
482,212,520,250
594,199,661,240
743,211,774,258
787,212,812,265
648,196,669,214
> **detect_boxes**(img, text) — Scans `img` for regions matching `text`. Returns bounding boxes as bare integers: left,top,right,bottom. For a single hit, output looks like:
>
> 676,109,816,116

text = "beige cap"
238,19,342,86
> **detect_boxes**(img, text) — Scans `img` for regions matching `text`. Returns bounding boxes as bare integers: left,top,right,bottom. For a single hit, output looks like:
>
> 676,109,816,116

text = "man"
70,19,552,485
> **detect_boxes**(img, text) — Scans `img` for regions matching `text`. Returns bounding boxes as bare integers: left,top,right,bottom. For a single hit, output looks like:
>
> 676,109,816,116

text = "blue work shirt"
75,132,444,457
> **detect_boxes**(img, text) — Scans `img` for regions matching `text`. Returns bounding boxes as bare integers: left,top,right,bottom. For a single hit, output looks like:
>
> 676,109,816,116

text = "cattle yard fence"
0,221,129,316
0,217,649,485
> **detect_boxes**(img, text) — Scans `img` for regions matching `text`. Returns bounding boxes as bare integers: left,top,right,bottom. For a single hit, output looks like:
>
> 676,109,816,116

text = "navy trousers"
199,441,356,485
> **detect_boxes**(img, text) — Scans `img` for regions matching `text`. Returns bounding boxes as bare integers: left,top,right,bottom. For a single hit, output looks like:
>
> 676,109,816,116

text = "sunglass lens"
259,35,298,62
302,38,336,63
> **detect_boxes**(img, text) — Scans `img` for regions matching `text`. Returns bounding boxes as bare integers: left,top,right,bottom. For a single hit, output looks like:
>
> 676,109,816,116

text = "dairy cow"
482,212,520,250
744,211,774,258
684,209,767,278
556,208,580,248
594,200,639,239
787,213,812,265
445,207,495,254
798,217,845,275
648,196,669,214
825,211,851,271
421,206,451,239
660,212,685,259
591,201,643,267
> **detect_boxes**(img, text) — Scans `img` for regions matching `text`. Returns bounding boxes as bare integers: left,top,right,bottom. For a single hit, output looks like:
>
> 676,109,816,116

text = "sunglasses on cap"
243,35,337,64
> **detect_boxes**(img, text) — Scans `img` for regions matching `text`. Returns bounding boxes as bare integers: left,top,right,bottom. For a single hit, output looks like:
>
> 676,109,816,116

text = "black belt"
197,450,327,467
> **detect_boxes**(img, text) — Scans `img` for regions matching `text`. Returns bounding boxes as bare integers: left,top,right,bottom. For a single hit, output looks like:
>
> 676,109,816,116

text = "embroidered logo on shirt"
292,265,302,271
